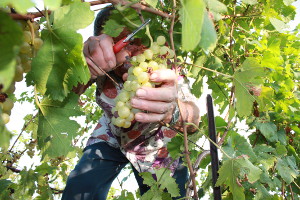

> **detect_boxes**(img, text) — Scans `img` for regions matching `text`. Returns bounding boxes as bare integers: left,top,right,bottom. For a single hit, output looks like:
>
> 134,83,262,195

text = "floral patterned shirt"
86,72,196,174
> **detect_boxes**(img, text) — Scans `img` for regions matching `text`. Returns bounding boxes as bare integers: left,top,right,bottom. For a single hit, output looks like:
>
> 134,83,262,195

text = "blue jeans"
61,142,188,200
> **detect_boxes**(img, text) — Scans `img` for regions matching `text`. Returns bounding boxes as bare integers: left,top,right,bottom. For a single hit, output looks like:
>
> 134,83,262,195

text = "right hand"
83,34,130,79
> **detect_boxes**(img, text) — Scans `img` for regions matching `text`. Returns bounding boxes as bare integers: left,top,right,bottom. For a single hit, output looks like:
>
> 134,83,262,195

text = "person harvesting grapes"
62,6,200,200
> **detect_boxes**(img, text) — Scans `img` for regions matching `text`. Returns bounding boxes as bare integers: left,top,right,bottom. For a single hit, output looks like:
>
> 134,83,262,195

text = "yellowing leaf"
0,0,34,14
180,0,205,51
44,0,62,10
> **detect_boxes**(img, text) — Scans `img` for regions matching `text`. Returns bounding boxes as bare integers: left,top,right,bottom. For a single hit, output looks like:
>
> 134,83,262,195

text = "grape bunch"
0,20,43,125
112,36,175,128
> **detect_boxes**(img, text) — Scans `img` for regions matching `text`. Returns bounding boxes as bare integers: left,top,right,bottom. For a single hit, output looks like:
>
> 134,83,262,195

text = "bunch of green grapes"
0,20,43,125
112,36,175,128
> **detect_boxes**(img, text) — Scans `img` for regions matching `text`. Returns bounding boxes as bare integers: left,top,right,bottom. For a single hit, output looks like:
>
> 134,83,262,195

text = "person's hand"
131,69,178,123
83,34,129,79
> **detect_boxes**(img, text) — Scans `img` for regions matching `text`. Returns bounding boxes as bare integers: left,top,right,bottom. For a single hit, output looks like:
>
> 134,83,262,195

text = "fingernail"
150,73,158,80
108,61,114,68
136,89,146,97
135,113,142,121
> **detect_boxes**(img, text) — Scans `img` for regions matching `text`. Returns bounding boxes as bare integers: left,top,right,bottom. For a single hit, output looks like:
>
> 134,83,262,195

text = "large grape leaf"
276,156,299,184
180,0,205,51
0,0,34,14
26,2,93,101
44,0,62,10
233,58,265,117
37,93,83,157
0,11,22,91
156,168,180,197
254,121,278,142
199,11,217,52
216,156,261,200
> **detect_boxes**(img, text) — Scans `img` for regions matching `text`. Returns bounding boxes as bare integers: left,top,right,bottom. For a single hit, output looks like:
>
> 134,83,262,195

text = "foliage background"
0,0,300,199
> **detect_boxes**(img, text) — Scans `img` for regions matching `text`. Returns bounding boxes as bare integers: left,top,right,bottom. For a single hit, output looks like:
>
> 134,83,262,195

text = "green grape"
1,113,10,124
116,101,125,110
143,49,153,60
22,60,32,73
137,72,149,84
127,74,136,81
118,106,131,118
2,98,14,114
33,38,43,50
14,64,24,82
157,35,166,46
123,121,131,128
133,67,144,76
23,31,32,43
159,46,169,55
126,112,135,122
150,42,160,54
131,56,137,62
128,67,134,75
123,81,132,91
142,82,153,88
136,54,146,63
125,101,132,109
20,42,31,54
139,62,148,71
111,107,117,114
130,81,140,91
148,61,159,71
118,91,130,102
115,117,125,127
131,108,141,114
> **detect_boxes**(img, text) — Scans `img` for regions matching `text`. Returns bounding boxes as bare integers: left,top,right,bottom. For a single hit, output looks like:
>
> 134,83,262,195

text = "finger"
116,49,130,65
98,35,117,69
122,73,128,81
85,56,104,76
135,87,177,102
88,38,110,72
131,98,172,114
149,69,177,86
134,112,165,123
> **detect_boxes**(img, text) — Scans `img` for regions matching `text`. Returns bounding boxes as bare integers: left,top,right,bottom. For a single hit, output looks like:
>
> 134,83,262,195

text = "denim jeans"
61,142,188,200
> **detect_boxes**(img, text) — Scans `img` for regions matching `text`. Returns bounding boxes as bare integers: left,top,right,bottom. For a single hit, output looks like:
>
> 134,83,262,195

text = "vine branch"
9,0,171,20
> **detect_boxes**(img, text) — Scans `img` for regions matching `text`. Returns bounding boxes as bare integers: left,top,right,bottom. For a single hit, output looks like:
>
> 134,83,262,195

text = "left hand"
130,69,178,123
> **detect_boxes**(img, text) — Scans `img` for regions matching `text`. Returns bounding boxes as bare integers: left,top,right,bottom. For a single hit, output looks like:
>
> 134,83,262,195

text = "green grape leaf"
26,2,93,101
0,0,34,14
44,0,62,10
156,168,180,197
216,155,261,200
37,93,83,157
180,0,205,51
0,11,23,91
167,135,184,159
102,19,125,37
145,0,158,8
199,11,218,52
140,171,157,186
276,156,299,184
0,179,12,192
270,18,289,32
227,131,257,161
233,58,265,117
204,0,227,14
254,121,278,142
242,0,258,5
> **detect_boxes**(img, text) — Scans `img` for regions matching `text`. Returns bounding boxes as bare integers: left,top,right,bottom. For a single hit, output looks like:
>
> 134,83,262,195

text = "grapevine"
0,0,299,200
